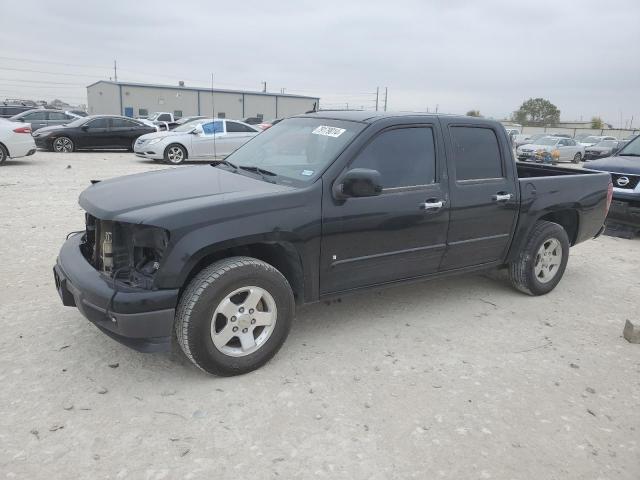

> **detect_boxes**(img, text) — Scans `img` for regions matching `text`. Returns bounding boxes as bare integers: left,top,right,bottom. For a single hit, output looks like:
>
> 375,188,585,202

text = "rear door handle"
419,199,445,212
492,192,513,202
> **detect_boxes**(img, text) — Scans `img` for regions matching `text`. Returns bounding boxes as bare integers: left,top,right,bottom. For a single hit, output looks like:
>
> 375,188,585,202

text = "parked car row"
0,113,261,165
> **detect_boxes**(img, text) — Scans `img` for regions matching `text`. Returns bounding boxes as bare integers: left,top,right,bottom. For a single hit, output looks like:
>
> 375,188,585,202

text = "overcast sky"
1,0,639,126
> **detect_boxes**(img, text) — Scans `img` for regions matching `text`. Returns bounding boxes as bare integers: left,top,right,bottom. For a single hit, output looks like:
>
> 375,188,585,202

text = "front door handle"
420,199,445,212
492,192,513,202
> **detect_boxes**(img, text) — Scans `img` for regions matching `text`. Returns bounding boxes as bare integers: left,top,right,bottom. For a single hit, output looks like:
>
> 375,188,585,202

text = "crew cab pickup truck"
582,134,640,231
53,112,612,376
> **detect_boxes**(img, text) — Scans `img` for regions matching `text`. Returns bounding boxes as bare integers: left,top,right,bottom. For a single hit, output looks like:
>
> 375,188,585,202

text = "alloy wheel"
53,137,73,153
167,146,184,163
534,238,562,283
210,286,277,357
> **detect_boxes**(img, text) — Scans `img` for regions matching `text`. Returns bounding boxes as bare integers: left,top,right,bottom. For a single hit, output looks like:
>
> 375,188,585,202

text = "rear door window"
86,118,109,129
226,121,256,133
450,126,503,180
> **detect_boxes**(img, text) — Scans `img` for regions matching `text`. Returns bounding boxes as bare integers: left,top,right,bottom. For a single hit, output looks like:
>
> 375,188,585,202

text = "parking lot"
1,151,639,479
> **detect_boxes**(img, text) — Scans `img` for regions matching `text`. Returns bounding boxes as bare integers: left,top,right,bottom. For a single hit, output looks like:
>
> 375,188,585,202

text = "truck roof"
299,110,492,124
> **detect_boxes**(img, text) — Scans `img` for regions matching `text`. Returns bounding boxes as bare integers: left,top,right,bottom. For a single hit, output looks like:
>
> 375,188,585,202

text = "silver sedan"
134,119,260,164
516,136,585,163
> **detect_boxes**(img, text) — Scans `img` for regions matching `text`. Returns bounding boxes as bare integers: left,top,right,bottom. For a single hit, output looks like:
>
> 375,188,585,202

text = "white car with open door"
516,136,585,163
133,118,259,164
0,118,36,165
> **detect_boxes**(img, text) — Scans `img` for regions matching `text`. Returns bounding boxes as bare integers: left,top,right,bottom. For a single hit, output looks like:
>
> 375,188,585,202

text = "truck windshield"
224,117,365,186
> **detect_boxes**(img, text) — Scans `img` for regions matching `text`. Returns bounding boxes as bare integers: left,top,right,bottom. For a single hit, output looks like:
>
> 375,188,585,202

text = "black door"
320,124,450,294
78,117,111,148
439,120,519,270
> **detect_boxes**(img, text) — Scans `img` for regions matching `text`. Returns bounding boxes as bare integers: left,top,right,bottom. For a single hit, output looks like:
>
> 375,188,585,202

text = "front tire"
509,220,570,296
164,144,186,164
572,152,582,163
175,257,295,376
53,136,74,153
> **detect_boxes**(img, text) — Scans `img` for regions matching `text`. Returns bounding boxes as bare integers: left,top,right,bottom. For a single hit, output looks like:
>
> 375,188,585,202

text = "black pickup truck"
53,112,612,376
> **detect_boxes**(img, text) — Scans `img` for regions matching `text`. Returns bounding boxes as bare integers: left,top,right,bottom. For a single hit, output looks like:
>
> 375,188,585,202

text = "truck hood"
583,155,640,174
79,165,293,223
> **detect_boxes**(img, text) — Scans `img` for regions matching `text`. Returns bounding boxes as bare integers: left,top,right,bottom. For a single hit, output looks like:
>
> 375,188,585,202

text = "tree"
513,98,560,126
591,116,604,129
466,110,481,117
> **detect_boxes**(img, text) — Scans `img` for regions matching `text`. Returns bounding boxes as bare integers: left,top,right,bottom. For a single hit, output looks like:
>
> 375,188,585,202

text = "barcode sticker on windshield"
312,126,346,138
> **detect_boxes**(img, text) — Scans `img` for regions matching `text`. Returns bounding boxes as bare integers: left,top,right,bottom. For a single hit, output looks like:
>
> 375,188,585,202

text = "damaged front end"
81,213,169,289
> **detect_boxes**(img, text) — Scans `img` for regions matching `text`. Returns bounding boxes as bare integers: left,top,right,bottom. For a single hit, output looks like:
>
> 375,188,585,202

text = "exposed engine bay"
80,213,169,289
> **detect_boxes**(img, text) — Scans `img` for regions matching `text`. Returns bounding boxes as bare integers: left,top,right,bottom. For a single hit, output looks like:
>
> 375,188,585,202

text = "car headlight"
147,138,163,145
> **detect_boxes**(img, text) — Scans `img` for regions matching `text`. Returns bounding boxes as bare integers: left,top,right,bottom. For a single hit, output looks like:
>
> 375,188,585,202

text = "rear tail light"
605,180,613,214
13,126,32,134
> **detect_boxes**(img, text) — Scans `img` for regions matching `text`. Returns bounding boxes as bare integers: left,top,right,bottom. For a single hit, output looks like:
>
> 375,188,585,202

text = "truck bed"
511,161,611,253
516,162,605,178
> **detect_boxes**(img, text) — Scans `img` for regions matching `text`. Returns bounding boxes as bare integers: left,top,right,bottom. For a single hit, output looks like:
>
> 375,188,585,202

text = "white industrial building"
86,80,319,121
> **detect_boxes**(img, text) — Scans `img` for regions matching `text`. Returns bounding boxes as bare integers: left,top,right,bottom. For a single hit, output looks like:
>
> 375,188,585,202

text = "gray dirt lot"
0,151,639,480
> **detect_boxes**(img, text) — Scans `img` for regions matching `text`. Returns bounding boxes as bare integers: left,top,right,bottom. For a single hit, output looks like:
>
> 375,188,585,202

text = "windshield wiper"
238,165,278,182
211,159,238,171
620,153,640,157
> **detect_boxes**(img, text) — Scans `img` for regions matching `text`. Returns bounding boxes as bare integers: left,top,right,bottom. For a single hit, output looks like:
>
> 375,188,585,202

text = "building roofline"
86,80,319,101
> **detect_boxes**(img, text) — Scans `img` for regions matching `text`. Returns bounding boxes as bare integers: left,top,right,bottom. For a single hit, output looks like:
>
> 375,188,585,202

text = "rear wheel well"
539,210,579,245
181,242,304,304
0,141,8,158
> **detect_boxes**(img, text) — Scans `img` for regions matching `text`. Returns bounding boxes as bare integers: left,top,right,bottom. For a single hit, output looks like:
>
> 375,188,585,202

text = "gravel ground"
1,151,639,480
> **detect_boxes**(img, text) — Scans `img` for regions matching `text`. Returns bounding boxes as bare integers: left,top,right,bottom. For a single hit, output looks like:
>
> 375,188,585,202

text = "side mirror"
334,168,383,199
81,124,89,130
189,128,199,135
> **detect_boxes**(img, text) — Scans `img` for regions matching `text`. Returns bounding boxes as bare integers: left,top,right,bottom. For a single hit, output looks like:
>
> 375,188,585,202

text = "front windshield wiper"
620,153,640,157
211,159,238,171
238,165,278,183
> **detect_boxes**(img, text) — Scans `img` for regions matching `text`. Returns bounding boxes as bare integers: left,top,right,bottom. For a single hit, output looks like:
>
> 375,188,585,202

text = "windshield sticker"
301,170,314,176
312,126,346,138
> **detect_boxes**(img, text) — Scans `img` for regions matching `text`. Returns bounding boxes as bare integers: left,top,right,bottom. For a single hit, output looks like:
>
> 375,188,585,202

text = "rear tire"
509,220,570,296
0,143,7,164
163,144,186,164
175,257,295,376
572,152,582,163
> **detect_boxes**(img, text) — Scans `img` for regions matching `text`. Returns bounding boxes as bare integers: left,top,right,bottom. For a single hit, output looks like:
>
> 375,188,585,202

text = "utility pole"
375,87,379,111
113,60,118,82
261,81,267,93
384,87,388,111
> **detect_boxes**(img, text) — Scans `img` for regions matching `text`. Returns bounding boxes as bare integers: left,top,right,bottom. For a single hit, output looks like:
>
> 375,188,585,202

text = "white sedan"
0,118,36,164
134,118,260,164
516,136,585,163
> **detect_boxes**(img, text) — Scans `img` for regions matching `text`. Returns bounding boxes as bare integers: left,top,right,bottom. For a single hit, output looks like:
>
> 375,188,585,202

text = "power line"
0,77,86,86
0,67,105,78
0,55,110,69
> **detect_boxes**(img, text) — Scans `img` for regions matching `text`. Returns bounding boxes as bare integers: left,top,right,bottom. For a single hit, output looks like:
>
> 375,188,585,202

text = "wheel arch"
173,239,305,306
164,142,189,160
538,209,579,245
0,141,9,158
